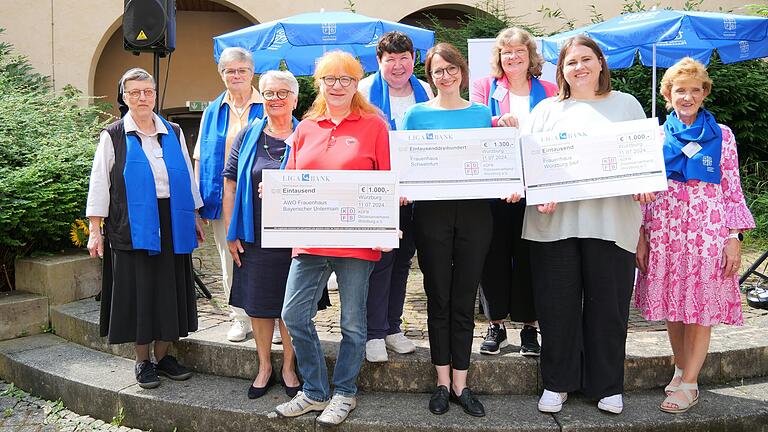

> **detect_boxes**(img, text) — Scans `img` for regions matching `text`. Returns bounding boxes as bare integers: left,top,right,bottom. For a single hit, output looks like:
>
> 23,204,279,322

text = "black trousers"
480,199,536,322
413,200,492,370
529,238,635,399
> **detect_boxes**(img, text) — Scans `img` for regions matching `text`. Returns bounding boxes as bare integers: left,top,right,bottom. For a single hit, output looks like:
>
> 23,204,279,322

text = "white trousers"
210,217,248,320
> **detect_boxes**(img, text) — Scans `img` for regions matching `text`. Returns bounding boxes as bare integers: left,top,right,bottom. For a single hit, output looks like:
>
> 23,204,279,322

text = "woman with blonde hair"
273,51,391,426
470,26,558,356
635,57,754,413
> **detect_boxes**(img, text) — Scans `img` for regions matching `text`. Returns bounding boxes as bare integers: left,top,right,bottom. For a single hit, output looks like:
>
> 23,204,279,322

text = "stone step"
0,291,48,341
50,299,768,395
14,250,100,306
1,334,767,432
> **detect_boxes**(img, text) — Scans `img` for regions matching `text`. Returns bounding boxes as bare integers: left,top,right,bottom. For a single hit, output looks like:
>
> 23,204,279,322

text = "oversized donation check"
389,128,524,200
261,170,400,249
520,118,668,205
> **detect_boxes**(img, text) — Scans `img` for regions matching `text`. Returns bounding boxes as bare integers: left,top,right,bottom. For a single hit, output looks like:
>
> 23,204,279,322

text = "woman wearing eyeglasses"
401,43,494,417
194,47,265,343
272,51,391,426
220,70,302,400
86,68,205,389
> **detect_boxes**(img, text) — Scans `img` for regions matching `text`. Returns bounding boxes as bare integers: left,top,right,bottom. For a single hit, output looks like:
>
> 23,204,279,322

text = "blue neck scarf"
228,117,300,243
488,77,547,117
123,116,197,255
369,71,430,130
198,90,263,219
663,109,722,184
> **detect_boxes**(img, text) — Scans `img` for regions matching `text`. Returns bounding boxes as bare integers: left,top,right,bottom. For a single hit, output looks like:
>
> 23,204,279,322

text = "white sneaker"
538,389,568,413
365,339,388,362
317,394,356,425
226,319,250,342
385,332,416,354
275,391,328,417
327,272,338,291
598,394,623,414
272,319,282,344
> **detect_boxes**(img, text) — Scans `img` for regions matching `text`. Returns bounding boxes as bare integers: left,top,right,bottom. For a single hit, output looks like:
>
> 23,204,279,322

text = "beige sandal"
660,382,699,413
665,366,684,395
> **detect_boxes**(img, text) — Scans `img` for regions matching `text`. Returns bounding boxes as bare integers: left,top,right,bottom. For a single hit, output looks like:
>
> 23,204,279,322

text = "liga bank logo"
282,173,332,182
407,131,455,141
538,130,588,144
322,22,337,42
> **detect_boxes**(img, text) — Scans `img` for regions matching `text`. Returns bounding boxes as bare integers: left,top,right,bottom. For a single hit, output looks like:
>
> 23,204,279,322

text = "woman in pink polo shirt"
273,51,391,426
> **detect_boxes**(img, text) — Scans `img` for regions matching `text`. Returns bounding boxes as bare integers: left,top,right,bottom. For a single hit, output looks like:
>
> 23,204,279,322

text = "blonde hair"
303,51,380,120
660,57,712,110
489,27,544,79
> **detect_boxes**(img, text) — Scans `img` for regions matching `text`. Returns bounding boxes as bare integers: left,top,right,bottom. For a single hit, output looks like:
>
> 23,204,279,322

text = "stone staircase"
1,251,767,431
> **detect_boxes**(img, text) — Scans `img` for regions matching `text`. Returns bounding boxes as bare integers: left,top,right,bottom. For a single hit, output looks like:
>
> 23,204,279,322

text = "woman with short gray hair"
221,70,301,399
86,67,205,389
194,46,265,343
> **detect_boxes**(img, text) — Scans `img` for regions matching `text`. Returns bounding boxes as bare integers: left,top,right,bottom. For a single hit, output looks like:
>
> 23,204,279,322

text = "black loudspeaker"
123,0,176,55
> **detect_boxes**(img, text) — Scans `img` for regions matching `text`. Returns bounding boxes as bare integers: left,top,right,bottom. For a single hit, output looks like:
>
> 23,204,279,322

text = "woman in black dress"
221,70,301,399
86,67,205,389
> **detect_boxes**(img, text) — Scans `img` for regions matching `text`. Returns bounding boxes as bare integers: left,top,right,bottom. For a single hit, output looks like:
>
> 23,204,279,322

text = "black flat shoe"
281,374,302,398
248,376,274,399
450,387,485,417
429,385,450,415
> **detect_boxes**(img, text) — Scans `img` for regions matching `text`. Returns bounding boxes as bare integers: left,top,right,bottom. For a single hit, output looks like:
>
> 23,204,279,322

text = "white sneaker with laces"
317,394,357,425
272,319,282,344
598,393,623,414
365,339,388,362
226,319,250,342
385,332,416,354
538,389,568,413
275,391,328,417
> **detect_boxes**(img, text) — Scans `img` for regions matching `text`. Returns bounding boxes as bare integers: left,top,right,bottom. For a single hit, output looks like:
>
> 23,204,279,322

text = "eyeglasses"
222,68,252,77
500,49,528,58
262,89,294,100
431,65,460,79
321,76,356,87
124,88,156,99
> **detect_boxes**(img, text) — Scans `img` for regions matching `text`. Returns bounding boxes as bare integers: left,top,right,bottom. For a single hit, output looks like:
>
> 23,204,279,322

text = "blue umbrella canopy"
213,11,435,76
540,10,768,116
541,10,768,68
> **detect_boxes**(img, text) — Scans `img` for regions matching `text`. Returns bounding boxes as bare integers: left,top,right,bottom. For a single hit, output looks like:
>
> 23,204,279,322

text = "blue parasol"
212,11,435,76
540,10,768,116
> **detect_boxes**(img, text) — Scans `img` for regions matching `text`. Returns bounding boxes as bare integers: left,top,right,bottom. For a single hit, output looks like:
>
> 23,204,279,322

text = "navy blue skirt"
230,241,292,318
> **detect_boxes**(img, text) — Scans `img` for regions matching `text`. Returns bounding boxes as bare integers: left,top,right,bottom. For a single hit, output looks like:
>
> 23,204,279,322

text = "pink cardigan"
470,75,558,127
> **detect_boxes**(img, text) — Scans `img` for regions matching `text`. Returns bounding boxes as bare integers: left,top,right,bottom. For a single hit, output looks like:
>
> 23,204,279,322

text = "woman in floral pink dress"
635,57,755,414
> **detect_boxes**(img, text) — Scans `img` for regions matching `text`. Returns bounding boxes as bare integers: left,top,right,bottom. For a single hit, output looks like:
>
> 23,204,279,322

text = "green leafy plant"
0,29,111,290
0,383,27,399
2,408,12,418
110,407,125,426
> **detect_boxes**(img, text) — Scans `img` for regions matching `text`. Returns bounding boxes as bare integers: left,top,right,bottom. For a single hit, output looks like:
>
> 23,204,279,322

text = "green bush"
0,30,109,290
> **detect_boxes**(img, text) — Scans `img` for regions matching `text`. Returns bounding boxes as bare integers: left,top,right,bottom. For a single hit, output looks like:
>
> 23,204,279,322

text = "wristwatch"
728,232,744,241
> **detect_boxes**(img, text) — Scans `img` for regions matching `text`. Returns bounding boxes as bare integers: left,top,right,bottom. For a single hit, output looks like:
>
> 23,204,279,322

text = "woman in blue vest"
470,27,558,357
86,68,205,389
221,70,302,399
194,47,264,343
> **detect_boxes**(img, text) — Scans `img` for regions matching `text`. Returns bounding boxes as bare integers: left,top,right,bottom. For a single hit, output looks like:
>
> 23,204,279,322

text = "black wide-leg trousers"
529,237,635,399
413,200,492,370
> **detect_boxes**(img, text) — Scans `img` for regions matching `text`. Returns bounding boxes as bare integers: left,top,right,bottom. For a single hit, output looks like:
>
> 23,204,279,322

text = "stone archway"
399,3,489,29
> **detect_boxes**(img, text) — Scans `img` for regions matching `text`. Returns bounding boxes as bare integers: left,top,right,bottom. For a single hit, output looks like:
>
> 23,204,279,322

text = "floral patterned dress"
635,125,755,326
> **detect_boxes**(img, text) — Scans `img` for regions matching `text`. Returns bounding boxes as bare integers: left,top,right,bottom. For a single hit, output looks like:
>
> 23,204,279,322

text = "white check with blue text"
520,118,668,205
389,127,524,200
261,170,400,248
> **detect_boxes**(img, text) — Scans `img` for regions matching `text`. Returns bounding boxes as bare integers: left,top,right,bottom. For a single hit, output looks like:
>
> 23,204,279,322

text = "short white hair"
258,70,299,95
119,67,155,93
218,47,255,73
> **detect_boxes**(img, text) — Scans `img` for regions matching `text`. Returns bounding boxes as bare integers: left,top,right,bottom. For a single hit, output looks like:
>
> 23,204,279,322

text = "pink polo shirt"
286,111,391,261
